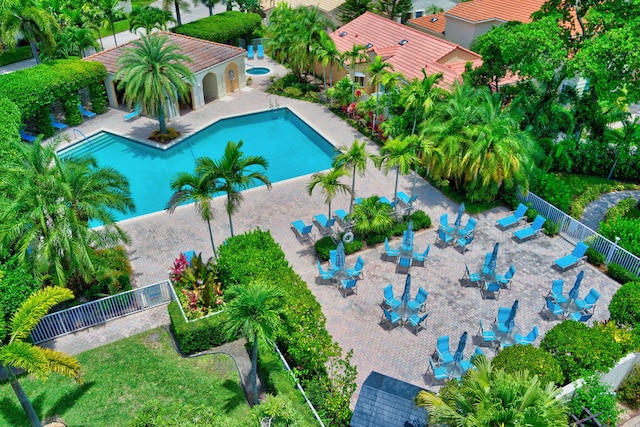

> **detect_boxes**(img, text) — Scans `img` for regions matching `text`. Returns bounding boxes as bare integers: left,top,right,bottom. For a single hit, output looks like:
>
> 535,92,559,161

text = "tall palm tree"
166,170,221,258
416,356,569,427
341,44,369,103
307,168,352,221
0,0,59,64
375,136,419,208
116,34,195,135
55,26,99,58
605,115,640,179
129,5,176,35
351,195,394,236
96,0,124,46
197,141,271,238
199,0,221,16
366,55,393,129
314,32,335,88
0,287,83,427
402,70,444,135
333,140,372,218
162,0,196,26
223,281,284,405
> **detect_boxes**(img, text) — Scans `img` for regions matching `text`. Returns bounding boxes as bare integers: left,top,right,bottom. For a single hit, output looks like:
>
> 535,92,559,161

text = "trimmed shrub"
0,97,23,165
167,301,229,354
540,320,623,383
529,171,571,213
570,375,621,426
585,247,605,266
618,364,640,409
314,235,363,262
543,220,559,236
524,203,540,223
607,262,640,284
604,197,637,222
0,46,33,66
409,209,432,229
0,255,40,322
608,281,640,327
600,217,640,258
491,345,564,386
172,11,261,45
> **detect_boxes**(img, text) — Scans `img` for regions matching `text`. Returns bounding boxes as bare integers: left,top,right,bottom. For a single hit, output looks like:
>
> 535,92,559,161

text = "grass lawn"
0,328,251,426
94,20,131,41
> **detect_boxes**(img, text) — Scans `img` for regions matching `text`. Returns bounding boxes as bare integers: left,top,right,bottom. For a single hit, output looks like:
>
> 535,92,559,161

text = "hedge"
608,281,640,328
491,345,564,386
167,301,229,355
0,59,107,137
607,262,640,285
172,11,261,45
0,97,24,165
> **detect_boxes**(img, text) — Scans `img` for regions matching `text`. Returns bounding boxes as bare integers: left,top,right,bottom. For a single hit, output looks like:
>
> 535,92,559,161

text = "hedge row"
172,11,261,45
168,302,229,355
0,97,23,165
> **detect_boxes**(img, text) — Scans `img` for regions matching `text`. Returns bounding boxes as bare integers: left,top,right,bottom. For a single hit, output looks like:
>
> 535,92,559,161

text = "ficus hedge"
0,97,24,165
172,11,261,45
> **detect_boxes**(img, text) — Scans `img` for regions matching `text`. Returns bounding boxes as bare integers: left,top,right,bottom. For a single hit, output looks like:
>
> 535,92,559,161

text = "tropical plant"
96,0,125,46
116,33,195,136
570,375,621,426
307,168,352,221
332,140,373,218
199,0,222,16
162,0,196,26
375,135,419,207
491,344,564,386
197,140,271,237
52,26,98,59
350,196,394,236
314,32,340,88
341,44,368,103
223,281,284,405
366,56,393,129
0,286,83,427
129,5,176,35
416,356,569,427
337,0,374,23
374,0,412,20
608,281,640,327
604,115,640,180
401,69,444,135
166,169,221,258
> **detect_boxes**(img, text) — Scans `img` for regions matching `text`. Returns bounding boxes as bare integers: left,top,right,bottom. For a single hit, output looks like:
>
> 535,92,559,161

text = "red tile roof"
444,0,546,23
84,32,245,74
330,12,481,87
408,13,446,34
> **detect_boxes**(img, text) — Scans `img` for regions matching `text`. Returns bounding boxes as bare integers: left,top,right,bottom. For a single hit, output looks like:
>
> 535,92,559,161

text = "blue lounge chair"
436,229,454,246
496,204,528,230
313,213,335,234
317,261,334,284
575,288,600,312
49,114,68,130
384,237,399,260
78,103,96,118
412,244,430,266
496,265,516,289
549,279,568,304
291,220,313,242
429,356,449,383
340,279,358,297
396,256,411,274
19,129,36,143
381,307,402,331
464,265,482,287
554,242,589,271
439,213,455,234
383,284,401,310
407,312,429,335
477,320,497,347
396,191,417,206
247,45,255,59
513,215,546,242
334,209,348,225
541,296,565,319
436,336,454,364
378,196,395,207
515,326,539,345
346,256,364,278
124,105,142,121
257,44,264,59
408,287,428,313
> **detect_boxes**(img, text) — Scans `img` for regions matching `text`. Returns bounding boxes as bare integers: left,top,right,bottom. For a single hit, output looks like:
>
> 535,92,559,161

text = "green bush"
529,170,571,213
600,217,640,258
366,232,386,246
314,235,363,262
586,247,605,266
173,11,261,45
391,221,407,236
409,209,432,229
491,345,564,386
570,375,621,426
608,281,640,327
543,220,559,236
0,46,33,66
0,97,23,165
607,263,640,284
168,301,230,355
540,320,623,383
0,255,40,322
524,203,540,223
604,197,637,222
618,364,640,409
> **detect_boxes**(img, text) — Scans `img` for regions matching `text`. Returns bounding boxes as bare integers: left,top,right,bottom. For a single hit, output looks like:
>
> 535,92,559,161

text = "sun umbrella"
402,221,414,250
569,270,584,300
488,242,500,273
454,202,466,228
401,274,412,305
335,242,345,270
506,300,519,330
453,331,468,362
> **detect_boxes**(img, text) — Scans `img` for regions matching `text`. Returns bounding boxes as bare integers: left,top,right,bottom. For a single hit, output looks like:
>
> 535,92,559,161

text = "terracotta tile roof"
445,0,546,23
329,12,481,87
83,32,245,74
408,12,447,34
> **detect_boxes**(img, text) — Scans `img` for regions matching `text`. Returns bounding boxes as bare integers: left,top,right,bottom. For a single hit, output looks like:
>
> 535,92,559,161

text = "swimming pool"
59,108,336,223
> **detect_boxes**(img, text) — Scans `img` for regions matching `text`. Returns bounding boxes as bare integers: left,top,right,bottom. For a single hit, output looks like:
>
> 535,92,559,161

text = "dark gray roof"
350,371,430,427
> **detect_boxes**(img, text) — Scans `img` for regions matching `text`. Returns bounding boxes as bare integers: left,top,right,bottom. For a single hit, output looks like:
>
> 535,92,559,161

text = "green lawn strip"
94,20,131,40
131,0,154,6
0,328,250,426
0,46,33,66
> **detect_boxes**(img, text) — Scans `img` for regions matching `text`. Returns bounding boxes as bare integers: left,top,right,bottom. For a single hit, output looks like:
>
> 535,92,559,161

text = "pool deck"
54,57,621,403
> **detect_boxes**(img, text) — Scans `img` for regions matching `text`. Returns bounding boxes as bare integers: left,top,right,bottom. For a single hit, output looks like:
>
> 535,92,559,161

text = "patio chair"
378,196,396,207
384,237,400,260
569,311,593,323
436,229,454,246
396,191,417,207
463,265,482,288
496,265,516,289
575,288,600,312
247,44,255,59
313,213,336,234
481,252,493,276
406,312,429,335
428,356,449,383
381,307,402,331
541,296,565,319
515,326,539,345
49,114,68,130
354,197,363,205
496,203,528,230
78,103,96,118
334,209,349,225
494,307,511,332
317,261,334,285
482,281,501,300
549,279,568,304
346,256,365,278
291,220,313,242
183,250,196,265
436,335,454,364
477,320,497,347
257,44,265,59
456,234,474,253
408,287,428,313
340,279,358,297
412,244,430,266
513,215,546,242
554,241,589,271
439,213,455,234
124,105,142,121
383,284,401,310
461,347,484,373
459,218,477,238
19,129,37,143
396,256,411,274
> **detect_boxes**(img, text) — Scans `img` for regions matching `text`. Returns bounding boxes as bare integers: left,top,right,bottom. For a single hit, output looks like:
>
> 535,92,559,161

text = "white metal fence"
30,280,173,344
518,191,640,276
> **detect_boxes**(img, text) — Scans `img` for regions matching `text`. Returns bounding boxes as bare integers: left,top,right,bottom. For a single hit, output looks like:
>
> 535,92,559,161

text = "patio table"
332,269,348,287
443,360,464,380
560,299,584,317
398,243,419,259
492,322,522,347
396,303,413,322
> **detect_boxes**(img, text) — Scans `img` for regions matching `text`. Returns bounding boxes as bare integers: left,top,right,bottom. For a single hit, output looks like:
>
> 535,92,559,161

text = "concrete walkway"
579,190,640,231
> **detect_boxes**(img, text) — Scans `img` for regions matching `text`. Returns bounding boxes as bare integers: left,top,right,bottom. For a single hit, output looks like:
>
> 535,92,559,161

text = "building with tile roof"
260,0,345,25
84,32,246,119
325,12,481,91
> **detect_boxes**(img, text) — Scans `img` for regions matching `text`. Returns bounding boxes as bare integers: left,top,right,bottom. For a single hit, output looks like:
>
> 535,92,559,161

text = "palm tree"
196,141,271,238
55,26,99,58
350,195,394,236
162,0,196,26
129,5,176,35
333,140,372,218
116,33,195,136
416,356,569,426
366,55,393,129
0,287,83,427
402,70,444,135
314,32,335,89
224,281,284,405
341,44,369,103
605,115,640,179
0,0,59,64
375,136,419,208
166,170,221,258
199,0,221,16
307,168,352,221
96,0,125,46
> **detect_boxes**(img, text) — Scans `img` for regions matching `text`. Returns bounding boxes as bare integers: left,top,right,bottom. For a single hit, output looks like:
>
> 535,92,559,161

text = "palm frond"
0,341,49,381
41,347,83,383
10,287,74,342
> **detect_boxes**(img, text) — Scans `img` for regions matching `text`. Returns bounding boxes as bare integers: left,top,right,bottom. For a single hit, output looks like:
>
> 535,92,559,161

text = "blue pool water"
59,108,336,223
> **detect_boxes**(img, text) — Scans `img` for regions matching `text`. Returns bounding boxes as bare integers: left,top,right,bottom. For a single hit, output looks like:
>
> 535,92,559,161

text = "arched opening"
202,72,219,104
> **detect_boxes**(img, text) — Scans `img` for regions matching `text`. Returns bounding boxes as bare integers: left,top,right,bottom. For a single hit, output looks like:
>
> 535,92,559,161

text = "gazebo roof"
84,32,245,74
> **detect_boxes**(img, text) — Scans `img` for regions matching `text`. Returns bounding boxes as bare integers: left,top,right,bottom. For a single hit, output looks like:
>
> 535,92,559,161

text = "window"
415,11,423,18
354,71,365,87
339,31,347,37
228,70,235,81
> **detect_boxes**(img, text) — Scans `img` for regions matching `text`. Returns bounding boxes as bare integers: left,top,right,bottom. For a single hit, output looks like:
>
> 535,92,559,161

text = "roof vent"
365,43,373,49
430,17,438,22
339,31,347,37
399,39,408,45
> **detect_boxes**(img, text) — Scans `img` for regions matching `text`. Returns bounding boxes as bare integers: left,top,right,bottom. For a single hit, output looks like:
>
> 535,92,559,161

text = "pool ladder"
269,98,279,110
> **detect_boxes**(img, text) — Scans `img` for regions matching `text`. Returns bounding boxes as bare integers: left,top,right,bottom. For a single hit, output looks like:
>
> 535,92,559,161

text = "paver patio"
55,58,621,404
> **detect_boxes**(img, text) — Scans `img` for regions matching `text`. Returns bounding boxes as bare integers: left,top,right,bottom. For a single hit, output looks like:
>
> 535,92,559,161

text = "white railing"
30,280,173,344
518,190,640,276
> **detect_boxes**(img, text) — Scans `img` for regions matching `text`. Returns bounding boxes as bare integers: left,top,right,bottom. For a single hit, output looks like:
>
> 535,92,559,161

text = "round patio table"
444,361,464,380
396,303,413,322
560,299,583,317
332,269,348,287
492,322,522,347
